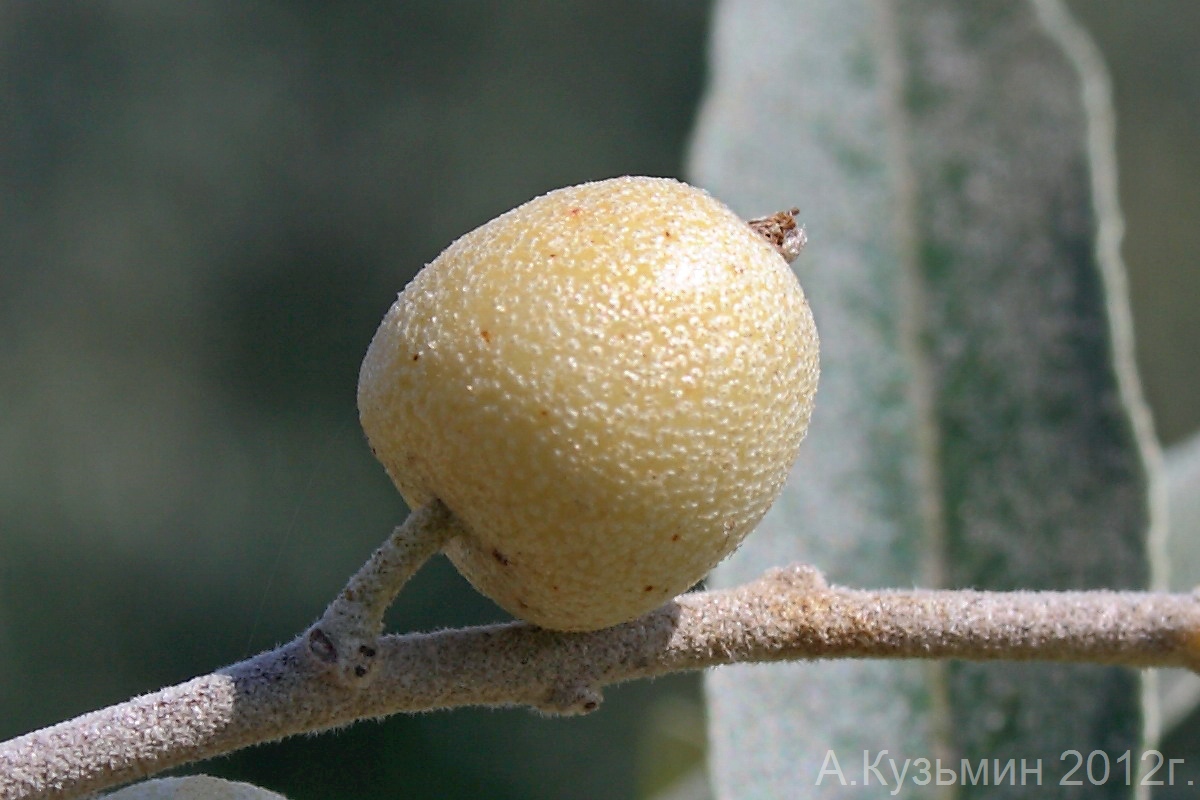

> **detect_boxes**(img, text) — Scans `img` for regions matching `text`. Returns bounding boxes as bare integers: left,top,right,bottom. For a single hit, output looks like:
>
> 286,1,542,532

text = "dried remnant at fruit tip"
748,207,806,263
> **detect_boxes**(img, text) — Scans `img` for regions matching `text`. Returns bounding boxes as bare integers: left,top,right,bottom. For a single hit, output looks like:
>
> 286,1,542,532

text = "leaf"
689,1,1158,797
1156,430,1200,733
1164,431,1200,592
103,776,288,800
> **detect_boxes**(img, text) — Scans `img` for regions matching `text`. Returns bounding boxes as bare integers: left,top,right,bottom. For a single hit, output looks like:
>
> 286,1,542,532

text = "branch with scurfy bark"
2,504,1199,800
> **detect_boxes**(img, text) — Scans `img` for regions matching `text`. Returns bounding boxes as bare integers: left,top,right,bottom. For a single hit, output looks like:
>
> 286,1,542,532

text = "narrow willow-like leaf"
689,1,1156,797
1164,432,1200,593
103,777,288,800
1158,431,1200,733
691,3,939,797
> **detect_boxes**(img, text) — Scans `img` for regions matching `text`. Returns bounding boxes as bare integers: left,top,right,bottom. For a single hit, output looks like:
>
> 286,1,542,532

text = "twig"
3,564,1198,800
304,500,460,686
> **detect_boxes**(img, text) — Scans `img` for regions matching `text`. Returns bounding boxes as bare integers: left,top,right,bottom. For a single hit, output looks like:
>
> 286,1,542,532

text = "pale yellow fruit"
358,176,819,630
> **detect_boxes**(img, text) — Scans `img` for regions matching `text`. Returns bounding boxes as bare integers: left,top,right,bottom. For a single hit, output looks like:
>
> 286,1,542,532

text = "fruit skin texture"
358,176,819,630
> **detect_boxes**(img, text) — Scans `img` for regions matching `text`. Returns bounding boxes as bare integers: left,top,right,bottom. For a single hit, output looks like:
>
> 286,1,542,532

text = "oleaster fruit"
358,176,819,630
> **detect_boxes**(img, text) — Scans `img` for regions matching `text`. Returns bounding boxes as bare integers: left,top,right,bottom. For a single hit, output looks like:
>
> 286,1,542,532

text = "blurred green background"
0,3,1195,799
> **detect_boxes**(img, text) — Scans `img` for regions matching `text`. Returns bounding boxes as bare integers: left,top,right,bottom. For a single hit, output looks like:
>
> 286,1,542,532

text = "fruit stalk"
305,500,461,685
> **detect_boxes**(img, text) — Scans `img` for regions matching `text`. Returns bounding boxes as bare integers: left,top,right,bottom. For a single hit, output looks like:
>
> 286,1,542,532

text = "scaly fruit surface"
358,176,819,630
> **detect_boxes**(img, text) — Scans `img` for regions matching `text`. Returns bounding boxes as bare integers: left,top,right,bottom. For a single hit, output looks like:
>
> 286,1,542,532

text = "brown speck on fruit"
480,329,491,343
663,230,672,238
538,408,549,417
411,353,420,362
748,207,806,263
643,585,654,592
671,533,681,542
491,548,510,566
568,207,582,217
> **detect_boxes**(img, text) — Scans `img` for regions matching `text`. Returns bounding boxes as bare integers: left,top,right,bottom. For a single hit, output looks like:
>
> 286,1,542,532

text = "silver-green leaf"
690,1,1159,797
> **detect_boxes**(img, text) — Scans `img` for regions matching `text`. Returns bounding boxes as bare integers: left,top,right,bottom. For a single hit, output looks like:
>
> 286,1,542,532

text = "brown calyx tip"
748,208,807,264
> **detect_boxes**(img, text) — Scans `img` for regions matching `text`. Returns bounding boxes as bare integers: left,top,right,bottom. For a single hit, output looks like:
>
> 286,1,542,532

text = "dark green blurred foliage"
1070,6,1200,787
0,3,708,799
1070,0,1200,447
1,2,1197,799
